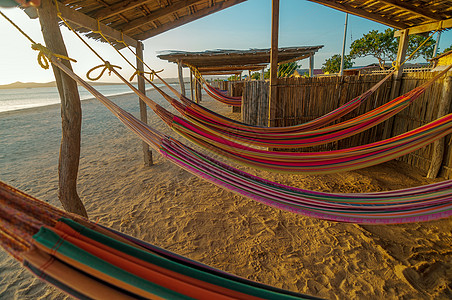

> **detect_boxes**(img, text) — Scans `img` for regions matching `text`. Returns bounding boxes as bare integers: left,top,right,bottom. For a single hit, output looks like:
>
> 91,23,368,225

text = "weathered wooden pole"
268,0,280,127
190,69,194,100
196,80,202,103
136,41,153,166
309,53,314,77
427,74,452,178
178,60,186,96
37,0,87,217
383,29,409,139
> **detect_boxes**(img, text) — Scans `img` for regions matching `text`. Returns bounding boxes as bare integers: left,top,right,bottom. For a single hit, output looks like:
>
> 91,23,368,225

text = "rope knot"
129,69,163,82
31,43,77,70
86,62,122,81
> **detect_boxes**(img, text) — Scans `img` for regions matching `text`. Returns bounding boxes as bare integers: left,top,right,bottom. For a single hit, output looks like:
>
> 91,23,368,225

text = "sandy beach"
1,85,451,299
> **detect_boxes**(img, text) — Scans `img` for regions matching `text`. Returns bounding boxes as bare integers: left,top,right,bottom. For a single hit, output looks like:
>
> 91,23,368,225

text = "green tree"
250,72,261,80
440,45,452,54
407,34,436,61
227,75,240,81
322,54,354,74
349,29,398,69
349,28,436,69
277,62,299,78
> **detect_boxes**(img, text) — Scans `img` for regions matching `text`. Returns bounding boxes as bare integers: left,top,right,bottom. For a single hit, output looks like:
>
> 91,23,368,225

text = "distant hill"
0,78,186,90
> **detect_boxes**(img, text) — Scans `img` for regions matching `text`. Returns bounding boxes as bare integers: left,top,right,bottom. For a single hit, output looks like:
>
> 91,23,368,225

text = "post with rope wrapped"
383,29,409,139
427,73,452,178
136,42,153,166
37,0,88,217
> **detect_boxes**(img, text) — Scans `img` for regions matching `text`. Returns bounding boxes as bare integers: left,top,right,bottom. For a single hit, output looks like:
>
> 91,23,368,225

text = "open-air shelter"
13,0,452,216
158,46,324,101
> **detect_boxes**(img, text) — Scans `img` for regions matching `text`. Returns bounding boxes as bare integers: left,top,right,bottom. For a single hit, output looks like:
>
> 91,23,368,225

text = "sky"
0,0,451,85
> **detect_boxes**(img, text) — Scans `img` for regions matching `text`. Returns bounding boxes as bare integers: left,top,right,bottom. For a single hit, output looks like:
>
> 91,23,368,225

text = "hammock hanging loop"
31,43,77,70
86,62,122,81
129,69,164,82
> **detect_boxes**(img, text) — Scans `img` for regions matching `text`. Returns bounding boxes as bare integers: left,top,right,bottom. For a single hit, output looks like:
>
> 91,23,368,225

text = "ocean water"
0,84,152,113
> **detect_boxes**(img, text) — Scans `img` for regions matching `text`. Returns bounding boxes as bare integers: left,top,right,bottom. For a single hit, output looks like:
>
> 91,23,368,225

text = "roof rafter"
57,3,139,49
377,0,441,21
93,0,155,20
119,0,204,33
307,0,408,29
133,0,247,40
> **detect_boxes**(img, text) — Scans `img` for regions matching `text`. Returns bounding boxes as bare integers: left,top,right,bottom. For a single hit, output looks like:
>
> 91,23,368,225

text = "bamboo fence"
240,72,452,177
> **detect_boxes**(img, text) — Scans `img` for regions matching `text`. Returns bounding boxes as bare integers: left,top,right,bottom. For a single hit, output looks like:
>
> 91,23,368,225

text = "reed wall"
241,72,452,178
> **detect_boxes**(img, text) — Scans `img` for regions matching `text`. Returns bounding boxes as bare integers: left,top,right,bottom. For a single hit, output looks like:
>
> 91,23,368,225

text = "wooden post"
261,68,265,80
196,80,202,103
309,53,314,77
37,0,87,217
190,70,194,100
136,42,153,166
383,29,409,139
427,74,452,178
268,0,280,127
178,60,186,97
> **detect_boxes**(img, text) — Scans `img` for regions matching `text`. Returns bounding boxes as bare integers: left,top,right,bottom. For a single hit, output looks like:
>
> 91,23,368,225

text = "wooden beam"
394,18,452,37
307,0,407,29
201,70,245,75
57,3,139,49
197,64,268,72
278,54,310,65
93,0,155,20
136,42,153,166
37,0,87,217
268,0,279,127
133,0,247,40
377,0,441,21
120,0,203,33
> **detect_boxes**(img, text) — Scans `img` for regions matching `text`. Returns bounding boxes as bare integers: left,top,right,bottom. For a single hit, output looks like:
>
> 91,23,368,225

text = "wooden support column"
178,60,186,97
37,0,87,217
383,29,409,139
261,68,265,80
268,0,280,127
136,42,153,166
309,53,314,77
196,80,202,103
427,74,452,178
190,70,194,100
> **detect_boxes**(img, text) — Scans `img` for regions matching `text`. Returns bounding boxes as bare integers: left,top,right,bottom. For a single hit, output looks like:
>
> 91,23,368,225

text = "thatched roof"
55,0,452,50
57,0,247,49
308,0,452,33
158,46,324,71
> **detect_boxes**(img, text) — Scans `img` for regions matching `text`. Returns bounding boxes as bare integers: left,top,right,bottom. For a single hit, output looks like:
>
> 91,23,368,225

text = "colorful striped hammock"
155,70,395,135
201,79,243,106
95,62,452,174
50,58,452,224
0,182,314,299
148,68,449,149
